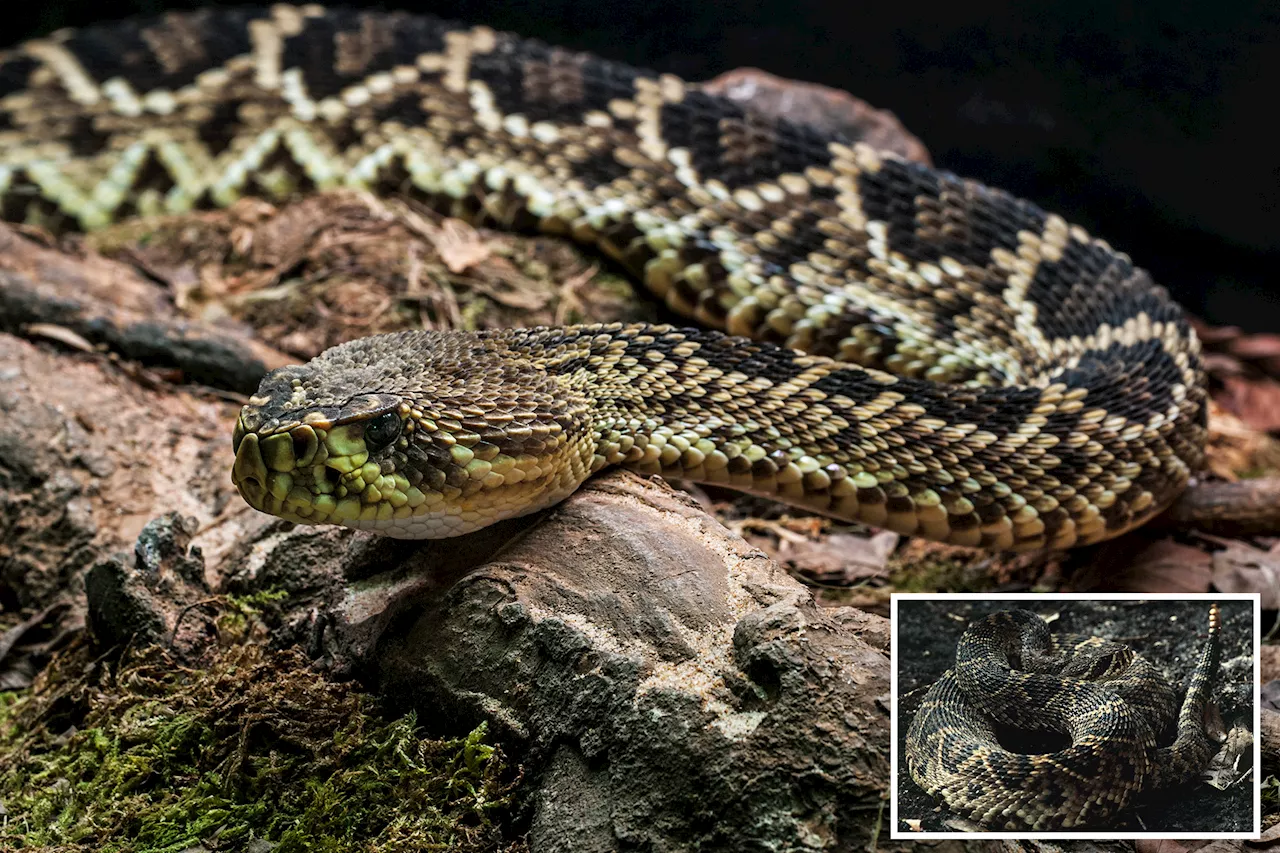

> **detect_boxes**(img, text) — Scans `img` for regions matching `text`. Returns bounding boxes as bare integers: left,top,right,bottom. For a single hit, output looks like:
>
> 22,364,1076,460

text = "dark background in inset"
8,1,1279,329
894,598,1254,833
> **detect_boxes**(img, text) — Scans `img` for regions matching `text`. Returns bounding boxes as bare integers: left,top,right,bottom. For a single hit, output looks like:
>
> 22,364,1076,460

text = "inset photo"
891,595,1258,839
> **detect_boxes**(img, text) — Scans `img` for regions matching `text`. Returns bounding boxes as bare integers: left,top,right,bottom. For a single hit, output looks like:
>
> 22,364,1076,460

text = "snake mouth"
231,416,422,528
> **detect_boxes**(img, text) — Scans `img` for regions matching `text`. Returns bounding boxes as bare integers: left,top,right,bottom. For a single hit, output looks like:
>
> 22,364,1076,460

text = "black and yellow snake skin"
0,7,1208,548
905,604,1221,830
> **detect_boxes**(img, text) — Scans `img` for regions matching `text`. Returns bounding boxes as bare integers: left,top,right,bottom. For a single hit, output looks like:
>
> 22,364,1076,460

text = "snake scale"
905,603,1222,830
0,6,1208,549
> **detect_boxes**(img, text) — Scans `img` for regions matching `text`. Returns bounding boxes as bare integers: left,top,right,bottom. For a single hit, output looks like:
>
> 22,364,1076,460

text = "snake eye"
363,411,403,453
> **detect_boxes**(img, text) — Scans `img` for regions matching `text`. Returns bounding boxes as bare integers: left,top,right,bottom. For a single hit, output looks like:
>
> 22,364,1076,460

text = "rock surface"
0,330,260,611
85,513,217,657
701,68,932,165
226,472,893,852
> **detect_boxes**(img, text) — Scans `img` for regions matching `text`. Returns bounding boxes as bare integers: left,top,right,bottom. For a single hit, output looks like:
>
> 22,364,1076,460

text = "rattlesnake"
904,604,1222,829
0,7,1207,548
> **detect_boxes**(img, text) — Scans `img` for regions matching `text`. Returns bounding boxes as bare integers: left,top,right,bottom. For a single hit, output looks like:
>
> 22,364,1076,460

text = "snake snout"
231,424,328,515
231,432,269,503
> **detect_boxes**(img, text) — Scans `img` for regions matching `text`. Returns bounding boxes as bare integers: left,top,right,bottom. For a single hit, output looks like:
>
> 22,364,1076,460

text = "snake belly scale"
905,604,1222,829
0,6,1207,549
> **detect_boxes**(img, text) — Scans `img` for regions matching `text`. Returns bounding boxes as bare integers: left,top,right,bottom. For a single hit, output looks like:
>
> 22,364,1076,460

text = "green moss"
216,588,292,639
888,554,996,593
0,643,519,852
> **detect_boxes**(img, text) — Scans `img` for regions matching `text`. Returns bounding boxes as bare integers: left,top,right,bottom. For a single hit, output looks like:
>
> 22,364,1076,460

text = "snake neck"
539,323,1201,550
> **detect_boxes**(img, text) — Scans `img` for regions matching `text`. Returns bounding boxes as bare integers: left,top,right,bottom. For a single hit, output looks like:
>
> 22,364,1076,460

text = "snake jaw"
233,412,402,527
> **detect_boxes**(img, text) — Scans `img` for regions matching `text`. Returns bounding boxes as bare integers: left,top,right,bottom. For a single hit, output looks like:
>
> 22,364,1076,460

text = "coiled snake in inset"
904,603,1222,829
0,7,1207,548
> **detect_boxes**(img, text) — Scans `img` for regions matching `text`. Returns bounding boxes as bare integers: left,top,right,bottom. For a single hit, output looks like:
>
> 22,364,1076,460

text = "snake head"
231,329,596,537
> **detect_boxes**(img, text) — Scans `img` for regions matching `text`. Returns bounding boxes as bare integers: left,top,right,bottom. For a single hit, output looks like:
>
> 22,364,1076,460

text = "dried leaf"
774,530,899,584
1262,646,1280,683
1204,403,1280,480
1211,539,1280,607
24,323,97,353
433,218,491,273
466,257,553,310
1193,319,1241,346
1262,680,1280,711
1196,317,1280,380
1135,841,1190,853
1230,333,1280,360
1219,375,1280,433
1189,840,1256,853
1202,351,1246,378
1104,539,1212,593
247,196,327,270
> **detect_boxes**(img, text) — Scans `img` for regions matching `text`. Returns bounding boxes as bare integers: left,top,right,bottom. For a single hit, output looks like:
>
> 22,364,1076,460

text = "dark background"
9,1,1279,329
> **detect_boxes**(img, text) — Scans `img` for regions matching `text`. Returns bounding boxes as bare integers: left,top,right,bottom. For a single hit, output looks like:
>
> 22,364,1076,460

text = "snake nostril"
323,466,342,486
290,424,319,467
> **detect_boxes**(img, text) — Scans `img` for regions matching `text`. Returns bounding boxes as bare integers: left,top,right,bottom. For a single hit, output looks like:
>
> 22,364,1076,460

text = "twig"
1262,708,1280,765
1158,477,1280,537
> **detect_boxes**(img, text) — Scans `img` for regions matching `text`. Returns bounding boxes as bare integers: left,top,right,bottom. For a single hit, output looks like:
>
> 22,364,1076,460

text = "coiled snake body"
905,604,1222,829
0,7,1207,548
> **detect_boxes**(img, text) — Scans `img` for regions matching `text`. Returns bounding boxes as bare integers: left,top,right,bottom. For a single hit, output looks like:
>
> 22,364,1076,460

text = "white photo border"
888,592,1262,841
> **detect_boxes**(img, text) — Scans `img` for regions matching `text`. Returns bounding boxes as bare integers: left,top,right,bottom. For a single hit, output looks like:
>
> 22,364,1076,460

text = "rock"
85,513,216,657
0,332,252,612
228,472,892,852
700,68,931,165
0,353,99,608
